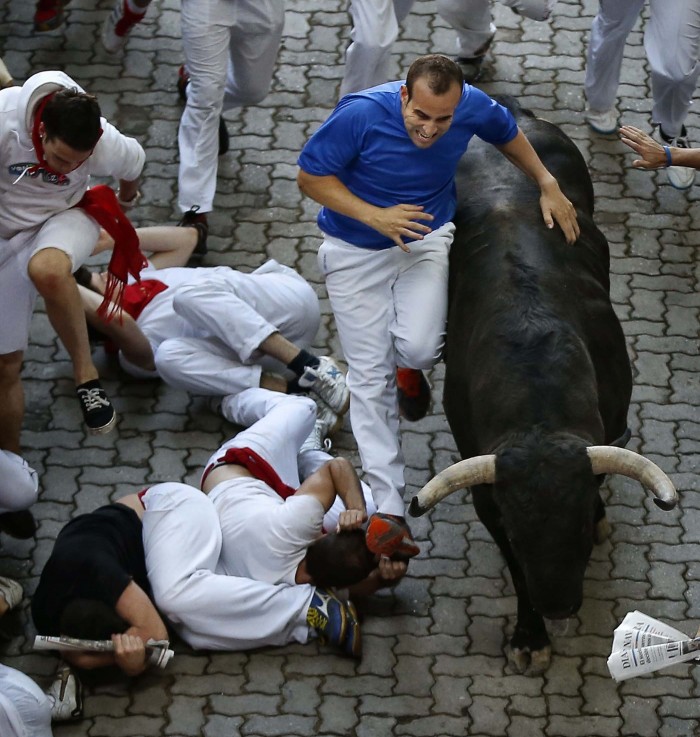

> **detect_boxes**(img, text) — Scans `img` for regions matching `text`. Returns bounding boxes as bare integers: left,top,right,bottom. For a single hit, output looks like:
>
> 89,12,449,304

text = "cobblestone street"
0,0,699,735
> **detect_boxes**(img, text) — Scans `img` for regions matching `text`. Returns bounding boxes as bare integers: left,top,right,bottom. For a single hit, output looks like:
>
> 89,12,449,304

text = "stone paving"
1,0,699,735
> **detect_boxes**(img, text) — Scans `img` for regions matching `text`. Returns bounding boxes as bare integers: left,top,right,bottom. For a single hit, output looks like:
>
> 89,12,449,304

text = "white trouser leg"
298,449,378,530
0,665,53,737
0,450,38,514
142,482,313,650
207,389,317,488
222,0,285,109
646,0,700,135
319,225,452,517
178,12,230,213
437,0,496,59
584,0,645,112
340,0,416,96
155,337,262,396
500,0,557,22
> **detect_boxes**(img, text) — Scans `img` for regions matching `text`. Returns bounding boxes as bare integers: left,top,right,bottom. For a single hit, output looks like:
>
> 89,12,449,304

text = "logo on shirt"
8,162,70,185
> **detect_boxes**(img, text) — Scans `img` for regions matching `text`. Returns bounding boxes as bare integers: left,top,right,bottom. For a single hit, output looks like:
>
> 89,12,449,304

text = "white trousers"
584,0,700,135
178,0,285,213
0,450,38,515
142,481,314,651
318,224,454,517
437,0,557,58
340,0,416,96
0,665,52,737
153,265,320,396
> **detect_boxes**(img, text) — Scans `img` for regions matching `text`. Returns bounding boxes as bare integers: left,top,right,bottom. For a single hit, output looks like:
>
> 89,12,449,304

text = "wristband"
117,189,142,211
662,145,673,167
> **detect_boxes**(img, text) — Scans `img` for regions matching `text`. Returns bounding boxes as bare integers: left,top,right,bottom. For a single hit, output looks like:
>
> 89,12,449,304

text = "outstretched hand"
539,180,579,244
367,204,434,252
619,125,667,169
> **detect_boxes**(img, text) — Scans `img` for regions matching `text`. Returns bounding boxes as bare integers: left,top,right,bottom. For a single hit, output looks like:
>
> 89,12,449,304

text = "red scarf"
120,279,168,320
31,92,145,321
201,446,297,500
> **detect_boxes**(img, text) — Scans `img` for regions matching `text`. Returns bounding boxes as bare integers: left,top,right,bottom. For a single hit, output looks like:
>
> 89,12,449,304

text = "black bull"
409,98,677,674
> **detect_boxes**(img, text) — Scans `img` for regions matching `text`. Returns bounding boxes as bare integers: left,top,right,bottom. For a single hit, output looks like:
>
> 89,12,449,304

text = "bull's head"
410,440,677,619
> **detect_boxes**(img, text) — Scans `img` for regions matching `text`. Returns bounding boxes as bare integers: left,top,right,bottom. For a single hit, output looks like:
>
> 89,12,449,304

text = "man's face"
39,124,93,174
400,78,462,149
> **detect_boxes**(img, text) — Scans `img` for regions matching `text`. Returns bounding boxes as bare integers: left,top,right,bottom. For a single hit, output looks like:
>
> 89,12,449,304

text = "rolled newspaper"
33,635,174,669
607,611,700,682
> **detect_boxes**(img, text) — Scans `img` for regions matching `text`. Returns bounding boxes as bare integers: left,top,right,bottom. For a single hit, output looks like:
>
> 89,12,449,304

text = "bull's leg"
472,495,551,674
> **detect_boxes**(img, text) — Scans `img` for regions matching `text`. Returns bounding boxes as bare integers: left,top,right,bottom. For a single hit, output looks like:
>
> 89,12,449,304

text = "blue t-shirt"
297,81,518,250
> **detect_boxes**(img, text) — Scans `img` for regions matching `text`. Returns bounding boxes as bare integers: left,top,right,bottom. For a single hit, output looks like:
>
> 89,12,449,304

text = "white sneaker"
101,0,146,53
46,666,83,722
298,357,350,414
584,107,618,135
0,577,23,612
657,125,696,190
300,419,333,454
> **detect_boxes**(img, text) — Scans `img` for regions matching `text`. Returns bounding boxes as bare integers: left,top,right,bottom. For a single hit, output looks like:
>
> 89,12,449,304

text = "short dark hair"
405,54,464,100
41,88,102,151
305,529,376,589
60,599,128,640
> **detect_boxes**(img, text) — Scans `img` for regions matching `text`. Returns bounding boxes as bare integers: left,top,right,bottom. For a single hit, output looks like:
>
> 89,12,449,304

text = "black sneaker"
76,380,117,434
396,368,431,422
0,510,37,539
457,35,494,84
177,206,209,261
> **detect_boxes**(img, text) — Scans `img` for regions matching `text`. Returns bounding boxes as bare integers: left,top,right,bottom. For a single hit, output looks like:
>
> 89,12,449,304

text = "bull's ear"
586,446,678,510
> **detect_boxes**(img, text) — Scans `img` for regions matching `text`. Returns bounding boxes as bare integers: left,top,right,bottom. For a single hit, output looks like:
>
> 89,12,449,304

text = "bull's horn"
586,446,678,510
409,455,496,517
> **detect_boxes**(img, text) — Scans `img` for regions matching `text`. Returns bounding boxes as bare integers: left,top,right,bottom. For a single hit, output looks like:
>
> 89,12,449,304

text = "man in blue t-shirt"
297,54,579,555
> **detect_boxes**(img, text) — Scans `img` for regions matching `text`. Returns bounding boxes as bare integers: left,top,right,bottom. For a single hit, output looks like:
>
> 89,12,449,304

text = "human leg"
142,482,313,650
437,0,496,59
0,664,53,737
500,0,557,22
0,352,24,456
210,389,317,488
0,450,38,515
340,0,415,96
222,0,285,108
584,0,645,116
319,239,406,517
178,5,231,214
102,0,152,53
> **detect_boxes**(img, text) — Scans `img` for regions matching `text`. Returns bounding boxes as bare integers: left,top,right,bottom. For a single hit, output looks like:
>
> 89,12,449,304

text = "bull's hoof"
507,644,552,675
594,516,611,545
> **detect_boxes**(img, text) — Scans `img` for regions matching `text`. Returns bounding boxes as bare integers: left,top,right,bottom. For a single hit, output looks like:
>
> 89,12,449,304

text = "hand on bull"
619,125,668,169
538,178,579,245
366,204,434,253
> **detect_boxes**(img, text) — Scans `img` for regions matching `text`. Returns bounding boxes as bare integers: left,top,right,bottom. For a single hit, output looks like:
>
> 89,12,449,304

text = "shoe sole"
86,411,117,435
366,516,420,559
344,600,362,659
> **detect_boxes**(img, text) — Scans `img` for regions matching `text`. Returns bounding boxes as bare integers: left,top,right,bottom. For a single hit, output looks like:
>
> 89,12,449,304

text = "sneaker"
396,368,430,422
0,577,23,613
658,125,696,190
299,357,350,415
101,0,146,53
317,399,342,437
46,666,83,722
177,206,209,260
343,599,362,659
300,419,334,455
0,510,37,539
365,512,420,559
34,0,70,32
457,35,494,84
76,380,117,434
307,587,347,649
176,65,229,156
584,107,618,135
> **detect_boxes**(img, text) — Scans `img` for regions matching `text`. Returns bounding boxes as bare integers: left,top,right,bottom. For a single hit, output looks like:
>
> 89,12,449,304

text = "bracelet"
116,189,142,210
663,145,673,167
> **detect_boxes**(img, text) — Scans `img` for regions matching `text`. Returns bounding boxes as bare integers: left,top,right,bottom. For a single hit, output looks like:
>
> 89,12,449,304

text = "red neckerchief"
201,446,297,500
120,279,169,320
31,92,143,321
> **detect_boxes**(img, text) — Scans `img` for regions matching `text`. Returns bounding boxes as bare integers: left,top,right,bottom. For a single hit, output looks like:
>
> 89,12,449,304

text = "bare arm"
79,284,156,371
619,125,700,170
297,168,433,253
495,129,580,244
295,457,367,529
347,557,408,598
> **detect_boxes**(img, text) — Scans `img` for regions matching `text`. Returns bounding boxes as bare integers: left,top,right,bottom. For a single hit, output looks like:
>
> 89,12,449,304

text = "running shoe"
76,380,117,434
299,357,350,414
365,512,420,559
396,368,430,422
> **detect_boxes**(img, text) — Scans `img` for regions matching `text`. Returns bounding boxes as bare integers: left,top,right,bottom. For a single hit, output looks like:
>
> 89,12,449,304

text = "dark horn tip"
654,498,677,512
408,497,425,518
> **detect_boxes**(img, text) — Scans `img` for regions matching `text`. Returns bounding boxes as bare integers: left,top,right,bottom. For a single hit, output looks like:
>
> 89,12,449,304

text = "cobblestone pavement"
1,0,699,735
